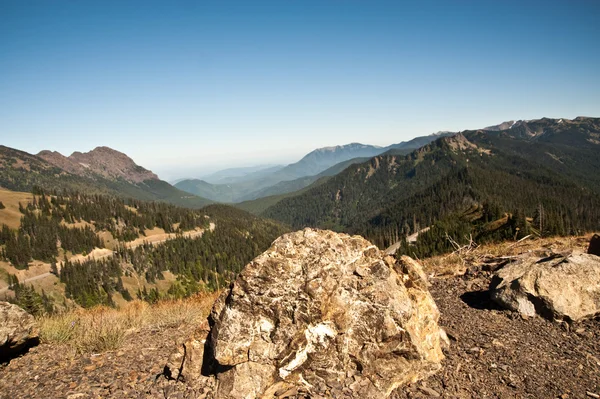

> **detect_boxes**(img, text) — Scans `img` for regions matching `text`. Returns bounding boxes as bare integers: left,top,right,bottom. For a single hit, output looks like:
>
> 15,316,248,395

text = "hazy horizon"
2,1,599,181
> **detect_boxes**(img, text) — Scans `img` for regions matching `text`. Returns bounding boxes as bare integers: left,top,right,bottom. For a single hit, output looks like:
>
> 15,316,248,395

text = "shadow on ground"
0,337,40,365
460,290,503,311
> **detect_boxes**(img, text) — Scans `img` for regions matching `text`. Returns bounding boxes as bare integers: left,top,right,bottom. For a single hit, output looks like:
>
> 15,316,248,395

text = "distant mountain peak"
483,120,518,131
441,132,486,153
481,116,596,133
38,146,158,184
316,143,382,152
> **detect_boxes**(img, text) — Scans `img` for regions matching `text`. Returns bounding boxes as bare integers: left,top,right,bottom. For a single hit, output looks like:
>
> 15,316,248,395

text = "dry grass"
421,234,593,277
38,291,220,354
0,188,33,229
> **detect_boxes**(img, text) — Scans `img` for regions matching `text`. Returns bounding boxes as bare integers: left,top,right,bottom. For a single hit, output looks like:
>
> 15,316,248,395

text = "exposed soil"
0,313,211,399
393,270,600,399
1,258,599,399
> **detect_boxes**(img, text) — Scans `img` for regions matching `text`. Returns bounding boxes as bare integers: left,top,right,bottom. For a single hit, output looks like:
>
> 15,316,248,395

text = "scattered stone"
418,386,441,397
276,386,298,398
169,228,445,398
490,253,600,322
1,236,599,399
467,347,481,354
0,301,39,362
164,320,211,383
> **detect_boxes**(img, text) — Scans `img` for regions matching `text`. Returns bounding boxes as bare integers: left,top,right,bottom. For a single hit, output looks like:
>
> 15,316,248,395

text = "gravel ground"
394,271,600,399
1,263,599,399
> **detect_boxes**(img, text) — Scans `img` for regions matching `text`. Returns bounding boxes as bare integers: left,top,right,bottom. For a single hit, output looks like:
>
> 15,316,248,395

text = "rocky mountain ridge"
0,145,211,208
38,146,158,184
262,116,600,250
175,133,451,203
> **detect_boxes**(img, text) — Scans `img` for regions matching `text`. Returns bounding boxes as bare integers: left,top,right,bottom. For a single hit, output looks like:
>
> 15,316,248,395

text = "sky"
1,1,599,181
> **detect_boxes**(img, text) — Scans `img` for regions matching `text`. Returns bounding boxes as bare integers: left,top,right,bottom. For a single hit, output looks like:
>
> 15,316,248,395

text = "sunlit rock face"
0,302,39,362
195,228,444,399
491,251,600,322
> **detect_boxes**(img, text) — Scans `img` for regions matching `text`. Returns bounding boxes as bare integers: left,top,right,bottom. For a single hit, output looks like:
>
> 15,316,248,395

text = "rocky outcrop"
167,228,444,398
38,146,158,183
37,150,88,176
0,302,39,361
68,146,158,183
490,252,600,322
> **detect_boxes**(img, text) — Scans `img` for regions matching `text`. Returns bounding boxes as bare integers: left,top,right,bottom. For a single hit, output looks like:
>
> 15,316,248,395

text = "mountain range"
260,117,600,252
0,145,212,208
0,132,447,208
1,116,599,254
174,133,452,203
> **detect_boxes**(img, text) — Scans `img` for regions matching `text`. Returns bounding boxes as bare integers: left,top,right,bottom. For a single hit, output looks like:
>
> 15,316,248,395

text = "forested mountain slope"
0,145,212,208
262,117,600,251
0,187,287,311
175,134,449,203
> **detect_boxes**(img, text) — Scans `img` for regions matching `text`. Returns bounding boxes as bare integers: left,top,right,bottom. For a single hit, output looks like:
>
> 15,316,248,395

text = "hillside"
175,134,447,203
173,143,385,202
199,164,284,185
0,145,211,208
0,188,287,311
262,117,600,252
235,157,380,214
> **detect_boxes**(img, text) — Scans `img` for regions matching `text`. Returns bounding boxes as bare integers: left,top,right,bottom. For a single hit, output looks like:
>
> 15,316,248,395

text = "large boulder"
0,302,39,361
168,228,444,398
490,252,600,322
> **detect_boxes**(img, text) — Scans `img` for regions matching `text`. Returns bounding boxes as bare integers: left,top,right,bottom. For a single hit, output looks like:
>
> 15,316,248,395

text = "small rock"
418,386,441,397
0,302,39,361
588,234,600,256
467,346,482,355
277,387,298,398
490,253,600,322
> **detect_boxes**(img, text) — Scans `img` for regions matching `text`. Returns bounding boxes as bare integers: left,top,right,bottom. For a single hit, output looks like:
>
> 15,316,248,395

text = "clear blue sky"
1,0,599,180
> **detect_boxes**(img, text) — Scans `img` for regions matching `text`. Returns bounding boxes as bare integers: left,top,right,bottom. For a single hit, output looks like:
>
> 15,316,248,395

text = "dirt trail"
122,223,214,249
0,223,216,294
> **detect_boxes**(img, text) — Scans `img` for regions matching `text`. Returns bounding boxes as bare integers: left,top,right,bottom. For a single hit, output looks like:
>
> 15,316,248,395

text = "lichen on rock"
167,228,445,398
490,251,600,322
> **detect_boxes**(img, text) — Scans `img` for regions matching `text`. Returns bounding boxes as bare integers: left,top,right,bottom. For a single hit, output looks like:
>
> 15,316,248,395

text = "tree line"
59,205,287,308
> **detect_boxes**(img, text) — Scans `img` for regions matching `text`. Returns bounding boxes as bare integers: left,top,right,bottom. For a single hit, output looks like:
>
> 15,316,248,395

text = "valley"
174,135,451,203
2,2,599,397
1,116,599,313
0,187,286,311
